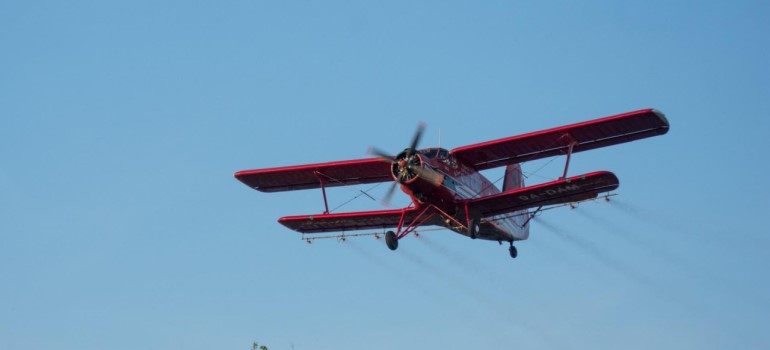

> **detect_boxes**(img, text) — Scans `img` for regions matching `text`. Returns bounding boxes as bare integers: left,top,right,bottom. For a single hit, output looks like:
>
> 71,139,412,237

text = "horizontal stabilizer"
467,171,619,217
279,208,423,234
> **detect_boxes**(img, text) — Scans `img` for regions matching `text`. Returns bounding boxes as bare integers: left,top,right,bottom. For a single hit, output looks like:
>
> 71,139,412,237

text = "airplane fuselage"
395,148,529,242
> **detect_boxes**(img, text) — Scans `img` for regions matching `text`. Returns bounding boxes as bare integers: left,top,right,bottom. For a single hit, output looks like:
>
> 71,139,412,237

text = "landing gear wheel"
509,245,518,259
385,231,398,251
468,218,480,239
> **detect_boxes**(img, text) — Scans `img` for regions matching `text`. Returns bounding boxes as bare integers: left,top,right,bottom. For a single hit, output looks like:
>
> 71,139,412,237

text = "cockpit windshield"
419,148,449,159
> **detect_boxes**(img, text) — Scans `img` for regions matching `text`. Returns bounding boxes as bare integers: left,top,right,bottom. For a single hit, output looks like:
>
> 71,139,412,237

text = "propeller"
369,123,444,206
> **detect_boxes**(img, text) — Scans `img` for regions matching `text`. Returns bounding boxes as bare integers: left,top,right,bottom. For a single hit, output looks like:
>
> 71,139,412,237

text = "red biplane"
235,109,669,258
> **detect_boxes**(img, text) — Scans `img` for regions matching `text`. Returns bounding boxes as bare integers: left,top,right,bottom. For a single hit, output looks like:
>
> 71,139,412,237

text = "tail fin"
502,164,529,239
502,164,524,191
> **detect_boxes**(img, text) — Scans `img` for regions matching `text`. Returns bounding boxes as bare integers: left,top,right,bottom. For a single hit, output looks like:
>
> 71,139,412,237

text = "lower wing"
279,208,422,233
467,171,619,217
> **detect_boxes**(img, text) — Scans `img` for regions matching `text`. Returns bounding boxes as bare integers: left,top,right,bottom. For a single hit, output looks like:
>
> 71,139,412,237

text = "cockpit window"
419,149,438,158
419,148,449,159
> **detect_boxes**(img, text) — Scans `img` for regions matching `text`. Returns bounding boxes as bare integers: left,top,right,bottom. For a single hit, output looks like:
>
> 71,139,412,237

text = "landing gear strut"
468,218,480,239
385,231,398,251
508,242,518,258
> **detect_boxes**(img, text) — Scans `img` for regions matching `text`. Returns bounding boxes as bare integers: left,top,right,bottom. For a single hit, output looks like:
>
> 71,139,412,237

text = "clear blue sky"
2,1,769,349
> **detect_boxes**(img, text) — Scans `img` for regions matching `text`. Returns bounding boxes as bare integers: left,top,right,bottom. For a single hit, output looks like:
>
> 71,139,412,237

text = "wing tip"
233,170,267,192
651,109,670,134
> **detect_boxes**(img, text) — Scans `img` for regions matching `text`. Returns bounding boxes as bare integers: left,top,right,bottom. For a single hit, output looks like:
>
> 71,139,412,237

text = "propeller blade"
405,122,426,158
381,182,398,207
367,147,396,164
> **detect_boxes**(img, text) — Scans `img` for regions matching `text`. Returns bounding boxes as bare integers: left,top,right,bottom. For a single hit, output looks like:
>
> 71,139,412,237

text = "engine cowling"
391,149,422,184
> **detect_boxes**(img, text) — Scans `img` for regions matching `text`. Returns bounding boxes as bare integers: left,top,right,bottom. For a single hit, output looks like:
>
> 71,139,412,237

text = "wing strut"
561,134,577,179
314,171,330,214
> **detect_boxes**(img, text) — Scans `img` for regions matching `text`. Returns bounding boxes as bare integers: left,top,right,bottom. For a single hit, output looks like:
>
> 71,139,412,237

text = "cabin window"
420,148,449,160
421,149,438,158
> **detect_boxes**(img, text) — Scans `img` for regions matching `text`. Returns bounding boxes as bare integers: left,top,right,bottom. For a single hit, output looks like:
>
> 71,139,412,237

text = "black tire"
385,231,398,251
509,245,518,258
468,218,480,239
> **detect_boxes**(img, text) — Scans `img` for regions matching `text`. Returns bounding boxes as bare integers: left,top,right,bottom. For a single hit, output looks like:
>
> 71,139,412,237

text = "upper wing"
234,158,392,192
466,171,619,217
451,109,669,171
279,208,421,233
